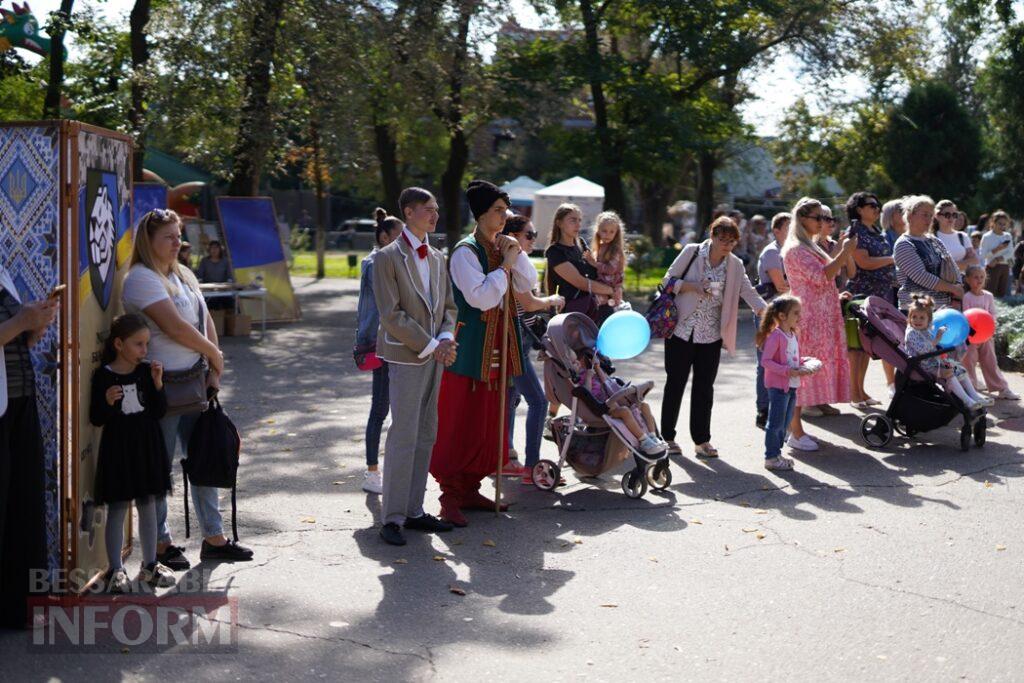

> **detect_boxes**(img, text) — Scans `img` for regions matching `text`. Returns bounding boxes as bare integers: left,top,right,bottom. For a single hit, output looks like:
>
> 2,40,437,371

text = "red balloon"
964,307,996,344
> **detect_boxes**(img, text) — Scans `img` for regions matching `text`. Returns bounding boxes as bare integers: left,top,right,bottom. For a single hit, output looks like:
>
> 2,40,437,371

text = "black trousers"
661,334,723,444
0,396,47,629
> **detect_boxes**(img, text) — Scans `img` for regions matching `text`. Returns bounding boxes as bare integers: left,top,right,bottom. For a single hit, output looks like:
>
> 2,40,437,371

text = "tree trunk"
579,0,626,215
438,0,474,248
638,179,670,243
310,114,327,279
696,150,717,240
129,0,151,182
227,0,286,196
373,119,402,215
42,0,74,118
441,129,469,247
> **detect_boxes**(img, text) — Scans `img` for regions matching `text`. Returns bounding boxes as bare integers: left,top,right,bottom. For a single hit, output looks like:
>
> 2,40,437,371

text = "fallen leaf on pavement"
742,527,758,533
265,419,275,424
449,585,466,596
996,544,1007,551
332,481,343,485
600,604,618,608
756,533,766,540
574,538,583,544
755,510,768,515
740,501,751,507
690,519,702,525
433,555,446,562
833,547,846,553
394,559,408,564
483,539,497,547
648,557,658,562
985,481,993,488
300,516,316,523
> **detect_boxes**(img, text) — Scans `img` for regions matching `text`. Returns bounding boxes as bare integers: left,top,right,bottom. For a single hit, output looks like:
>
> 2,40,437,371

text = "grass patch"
288,250,667,296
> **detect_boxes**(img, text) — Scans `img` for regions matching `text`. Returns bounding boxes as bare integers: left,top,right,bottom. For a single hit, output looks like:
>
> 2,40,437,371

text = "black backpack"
181,391,241,541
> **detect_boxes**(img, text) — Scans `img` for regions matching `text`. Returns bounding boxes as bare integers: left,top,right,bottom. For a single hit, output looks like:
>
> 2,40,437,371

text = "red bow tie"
403,233,428,259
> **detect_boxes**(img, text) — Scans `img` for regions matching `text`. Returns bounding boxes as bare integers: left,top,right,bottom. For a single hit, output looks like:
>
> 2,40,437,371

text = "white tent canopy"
501,175,545,206
531,176,605,250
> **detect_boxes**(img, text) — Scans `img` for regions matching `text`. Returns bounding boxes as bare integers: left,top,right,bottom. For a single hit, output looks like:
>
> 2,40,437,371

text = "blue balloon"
597,310,651,359
931,308,969,348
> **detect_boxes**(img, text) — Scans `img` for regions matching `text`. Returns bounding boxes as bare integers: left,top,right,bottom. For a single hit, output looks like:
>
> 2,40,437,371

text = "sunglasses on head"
861,201,880,209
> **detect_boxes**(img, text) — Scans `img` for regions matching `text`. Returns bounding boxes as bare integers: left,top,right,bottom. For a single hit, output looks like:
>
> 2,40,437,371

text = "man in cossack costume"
430,180,537,527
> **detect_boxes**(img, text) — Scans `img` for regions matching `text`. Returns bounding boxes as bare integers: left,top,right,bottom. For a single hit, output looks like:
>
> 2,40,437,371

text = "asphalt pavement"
4,276,1024,682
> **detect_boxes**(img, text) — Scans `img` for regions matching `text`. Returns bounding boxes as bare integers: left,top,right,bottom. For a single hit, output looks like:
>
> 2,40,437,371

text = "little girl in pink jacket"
757,295,821,470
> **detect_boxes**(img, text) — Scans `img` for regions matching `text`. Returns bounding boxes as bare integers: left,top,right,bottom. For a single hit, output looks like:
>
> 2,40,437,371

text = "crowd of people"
355,184,1022,545
1,182,1020,621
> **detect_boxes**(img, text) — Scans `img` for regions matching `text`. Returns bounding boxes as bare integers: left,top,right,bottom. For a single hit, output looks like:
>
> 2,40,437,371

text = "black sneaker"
755,411,768,429
404,513,454,533
157,544,191,571
200,540,254,562
379,522,406,546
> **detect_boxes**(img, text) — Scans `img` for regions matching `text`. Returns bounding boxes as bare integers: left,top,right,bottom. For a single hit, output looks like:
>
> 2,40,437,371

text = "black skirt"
94,413,172,504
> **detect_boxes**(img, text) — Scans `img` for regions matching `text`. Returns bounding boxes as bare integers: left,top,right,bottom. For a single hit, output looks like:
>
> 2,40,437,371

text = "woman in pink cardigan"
782,197,857,452
660,216,767,459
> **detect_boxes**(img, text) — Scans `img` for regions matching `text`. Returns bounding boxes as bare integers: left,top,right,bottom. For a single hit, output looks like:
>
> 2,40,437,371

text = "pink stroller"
535,312,670,499
847,296,987,451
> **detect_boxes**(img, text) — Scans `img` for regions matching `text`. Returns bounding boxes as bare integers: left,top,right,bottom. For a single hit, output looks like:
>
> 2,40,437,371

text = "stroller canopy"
544,312,599,368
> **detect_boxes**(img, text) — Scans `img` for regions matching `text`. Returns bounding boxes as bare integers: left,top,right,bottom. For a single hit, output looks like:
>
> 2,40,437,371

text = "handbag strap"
665,249,698,291
182,464,191,539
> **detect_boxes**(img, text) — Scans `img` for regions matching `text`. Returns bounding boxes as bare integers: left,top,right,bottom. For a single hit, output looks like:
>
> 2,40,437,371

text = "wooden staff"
495,269,513,515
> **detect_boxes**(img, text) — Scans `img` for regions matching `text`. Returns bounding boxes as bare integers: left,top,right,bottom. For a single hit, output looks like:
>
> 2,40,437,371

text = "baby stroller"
535,312,670,499
847,296,987,451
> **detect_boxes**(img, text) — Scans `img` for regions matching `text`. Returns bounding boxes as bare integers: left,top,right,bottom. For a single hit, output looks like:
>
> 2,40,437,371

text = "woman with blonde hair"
121,209,253,569
781,197,856,450
544,203,615,319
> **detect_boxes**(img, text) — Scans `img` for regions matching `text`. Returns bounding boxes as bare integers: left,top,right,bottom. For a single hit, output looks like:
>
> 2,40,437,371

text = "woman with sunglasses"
893,195,964,312
782,198,857,450
661,216,766,459
502,215,564,482
932,199,978,292
844,191,897,406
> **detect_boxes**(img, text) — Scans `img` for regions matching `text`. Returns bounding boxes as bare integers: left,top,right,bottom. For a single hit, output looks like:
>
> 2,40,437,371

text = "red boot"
438,481,468,527
460,477,509,512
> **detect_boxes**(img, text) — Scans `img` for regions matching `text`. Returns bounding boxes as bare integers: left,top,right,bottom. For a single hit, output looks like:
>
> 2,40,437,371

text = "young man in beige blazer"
372,187,459,546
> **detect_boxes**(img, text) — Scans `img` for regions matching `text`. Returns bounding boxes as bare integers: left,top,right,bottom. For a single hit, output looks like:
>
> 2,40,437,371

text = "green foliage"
976,23,1024,214
0,52,45,120
883,80,981,202
994,296,1024,361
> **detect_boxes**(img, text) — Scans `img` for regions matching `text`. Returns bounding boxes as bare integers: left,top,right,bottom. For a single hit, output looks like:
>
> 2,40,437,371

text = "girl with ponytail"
355,207,405,494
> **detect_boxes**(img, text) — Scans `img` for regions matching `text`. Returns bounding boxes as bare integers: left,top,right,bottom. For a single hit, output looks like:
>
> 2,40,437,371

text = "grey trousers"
381,360,443,525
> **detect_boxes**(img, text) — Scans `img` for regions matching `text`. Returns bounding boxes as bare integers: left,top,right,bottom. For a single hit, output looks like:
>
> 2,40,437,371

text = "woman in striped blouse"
892,195,964,313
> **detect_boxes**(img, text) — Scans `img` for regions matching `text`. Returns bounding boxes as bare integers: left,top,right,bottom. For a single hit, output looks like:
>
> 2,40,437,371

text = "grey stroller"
534,312,670,499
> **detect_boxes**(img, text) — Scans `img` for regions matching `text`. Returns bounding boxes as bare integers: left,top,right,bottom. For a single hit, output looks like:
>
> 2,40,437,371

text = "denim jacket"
355,248,380,347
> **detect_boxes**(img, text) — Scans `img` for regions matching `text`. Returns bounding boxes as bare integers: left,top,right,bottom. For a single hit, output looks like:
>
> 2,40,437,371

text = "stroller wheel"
621,469,648,499
646,462,672,491
860,414,893,448
532,460,561,491
974,418,987,447
960,424,972,452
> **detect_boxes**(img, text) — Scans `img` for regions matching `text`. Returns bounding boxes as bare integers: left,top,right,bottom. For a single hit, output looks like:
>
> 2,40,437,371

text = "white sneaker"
976,395,996,407
765,455,794,471
787,434,819,452
362,470,383,494
138,562,176,588
998,389,1020,400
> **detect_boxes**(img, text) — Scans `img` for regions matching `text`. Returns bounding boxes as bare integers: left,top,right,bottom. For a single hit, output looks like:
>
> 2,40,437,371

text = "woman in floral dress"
782,197,857,452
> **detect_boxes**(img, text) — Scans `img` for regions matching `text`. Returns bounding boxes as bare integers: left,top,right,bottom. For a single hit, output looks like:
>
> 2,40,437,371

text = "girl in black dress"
90,314,174,592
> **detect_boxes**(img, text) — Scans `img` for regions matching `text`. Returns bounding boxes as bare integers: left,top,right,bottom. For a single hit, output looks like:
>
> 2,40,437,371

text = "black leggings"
660,334,723,444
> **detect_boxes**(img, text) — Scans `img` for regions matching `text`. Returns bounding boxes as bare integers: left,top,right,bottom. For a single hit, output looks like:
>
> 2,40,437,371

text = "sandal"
694,443,719,459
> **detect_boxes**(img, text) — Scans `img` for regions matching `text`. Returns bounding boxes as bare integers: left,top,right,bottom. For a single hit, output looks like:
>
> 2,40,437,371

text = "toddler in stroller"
536,312,671,499
848,295,989,450
904,295,993,411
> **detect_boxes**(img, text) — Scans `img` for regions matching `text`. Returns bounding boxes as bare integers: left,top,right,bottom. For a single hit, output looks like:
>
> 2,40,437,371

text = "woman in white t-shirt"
932,199,978,274
122,209,253,568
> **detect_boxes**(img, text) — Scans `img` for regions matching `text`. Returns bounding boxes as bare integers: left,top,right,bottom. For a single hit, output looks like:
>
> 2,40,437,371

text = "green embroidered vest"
448,234,525,383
